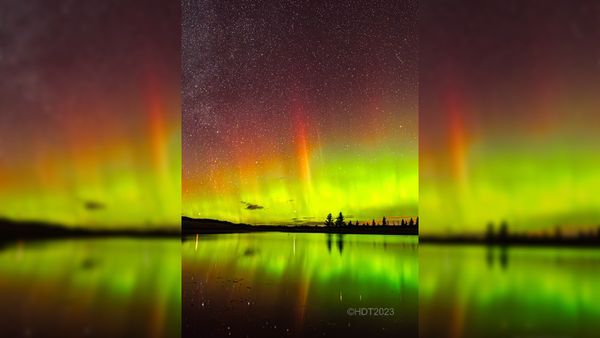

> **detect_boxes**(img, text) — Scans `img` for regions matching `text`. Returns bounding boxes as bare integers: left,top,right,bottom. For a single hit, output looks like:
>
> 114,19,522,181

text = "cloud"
241,201,264,210
84,200,106,211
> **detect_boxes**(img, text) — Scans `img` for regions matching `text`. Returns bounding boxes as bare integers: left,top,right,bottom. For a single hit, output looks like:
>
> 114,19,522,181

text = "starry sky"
420,0,600,235
0,0,180,228
183,0,418,225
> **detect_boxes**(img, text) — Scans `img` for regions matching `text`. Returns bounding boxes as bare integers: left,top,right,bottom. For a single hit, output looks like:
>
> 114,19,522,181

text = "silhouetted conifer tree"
335,212,346,227
325,213,334,227
382,216,387,226
372,219,376,226
409,218,414,227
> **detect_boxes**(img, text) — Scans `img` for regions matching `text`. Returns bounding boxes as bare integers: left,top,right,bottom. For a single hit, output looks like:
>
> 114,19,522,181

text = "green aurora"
184,144,418,225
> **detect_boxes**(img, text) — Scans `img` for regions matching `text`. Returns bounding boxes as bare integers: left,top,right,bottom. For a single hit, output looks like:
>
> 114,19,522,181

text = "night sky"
183,0,418,225
0,0,180,228
420,0,600,235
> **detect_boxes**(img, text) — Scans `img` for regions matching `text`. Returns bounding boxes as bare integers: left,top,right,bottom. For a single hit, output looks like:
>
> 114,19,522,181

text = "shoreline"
182,217,418,236
420,235,600,248
1,218,180,242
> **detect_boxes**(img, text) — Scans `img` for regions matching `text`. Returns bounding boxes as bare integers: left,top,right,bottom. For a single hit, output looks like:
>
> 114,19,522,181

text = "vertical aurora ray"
183,1,418,225
420,0,600,235
0,0,180,229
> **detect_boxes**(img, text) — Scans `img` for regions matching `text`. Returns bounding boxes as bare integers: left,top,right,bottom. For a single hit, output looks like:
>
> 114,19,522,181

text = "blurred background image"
419,1,600,337
0,1,180,227
0,1,181,337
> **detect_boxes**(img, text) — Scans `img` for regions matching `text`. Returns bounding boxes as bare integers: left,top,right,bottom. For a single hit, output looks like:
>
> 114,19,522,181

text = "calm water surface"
0,238,180,338
420,245,600,338
183,232,418,338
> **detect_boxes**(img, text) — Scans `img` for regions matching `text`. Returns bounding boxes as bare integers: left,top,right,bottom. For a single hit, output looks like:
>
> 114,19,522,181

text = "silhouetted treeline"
182,216,417,235
324,213,418,229
421,221,600,247
482,221,600,246
1,217,180,241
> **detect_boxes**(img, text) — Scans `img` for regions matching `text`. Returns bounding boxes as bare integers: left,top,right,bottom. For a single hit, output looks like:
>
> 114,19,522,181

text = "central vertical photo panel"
182,1,419,337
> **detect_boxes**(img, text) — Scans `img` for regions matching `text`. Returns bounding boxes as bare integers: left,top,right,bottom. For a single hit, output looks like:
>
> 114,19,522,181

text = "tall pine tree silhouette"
325,213,334,227
335,212,346,227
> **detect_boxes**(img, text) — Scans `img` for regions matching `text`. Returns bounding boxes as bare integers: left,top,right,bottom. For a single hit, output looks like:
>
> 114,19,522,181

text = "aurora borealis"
183,0,418,225
0,0,180,228
420,0,600,235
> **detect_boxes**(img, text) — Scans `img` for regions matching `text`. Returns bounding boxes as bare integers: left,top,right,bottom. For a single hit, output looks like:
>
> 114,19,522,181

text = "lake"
183,232,418,337
0,238,181,337
419,244,600,338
